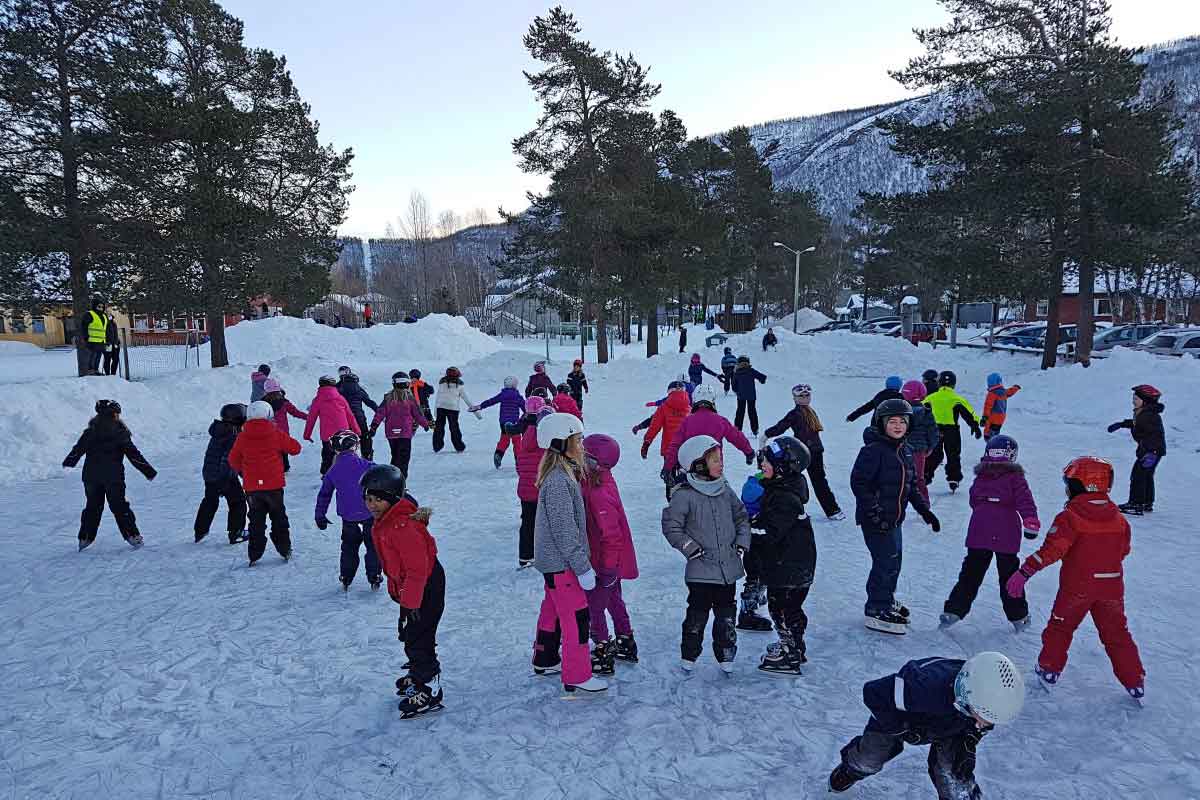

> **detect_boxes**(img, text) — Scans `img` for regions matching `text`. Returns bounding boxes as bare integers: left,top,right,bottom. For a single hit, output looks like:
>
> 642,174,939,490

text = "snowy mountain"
746,36,1200,226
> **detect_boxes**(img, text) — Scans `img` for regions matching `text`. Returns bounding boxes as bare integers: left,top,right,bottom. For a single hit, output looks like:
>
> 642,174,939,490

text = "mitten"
1005,567,1032,598
845,414,854,423
920,509,941,532
577,571,596,591
1022,518,1041,540
640,441,650,460
971,426,982,440
745,452,754,466
315,516,330,531
1140,453,1159,469
1106,422,1123,434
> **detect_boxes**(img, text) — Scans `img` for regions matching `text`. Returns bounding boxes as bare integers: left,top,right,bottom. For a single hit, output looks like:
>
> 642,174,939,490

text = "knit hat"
262,378,282,394
691,354,701,364
885,375,903,392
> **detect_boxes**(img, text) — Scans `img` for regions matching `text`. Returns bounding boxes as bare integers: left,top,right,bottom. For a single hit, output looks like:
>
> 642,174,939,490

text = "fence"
304,299,413,328
119,328,205,381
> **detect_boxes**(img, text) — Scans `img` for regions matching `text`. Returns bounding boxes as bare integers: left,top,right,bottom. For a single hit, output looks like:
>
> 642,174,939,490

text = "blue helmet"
987,372,1003,387
885,375,903,392
983,435,1019,463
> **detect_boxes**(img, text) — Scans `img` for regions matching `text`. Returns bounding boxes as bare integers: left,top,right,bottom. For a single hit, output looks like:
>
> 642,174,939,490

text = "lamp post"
773,242,817,333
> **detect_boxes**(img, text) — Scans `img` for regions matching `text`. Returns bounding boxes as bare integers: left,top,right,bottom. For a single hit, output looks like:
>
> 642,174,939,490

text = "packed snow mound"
0,340,45,355
223,314,500,367
769,307,832,332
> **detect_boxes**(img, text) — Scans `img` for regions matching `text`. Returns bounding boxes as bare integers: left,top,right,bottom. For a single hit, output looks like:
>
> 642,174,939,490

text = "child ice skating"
850,399,940,633
505,396,549,568
1005,456,1146,703
720,347,737,394
303,375,360,475
663,384,755,478
525,361,556,398
362,464,446,718
470,376,525,468
529,413,608,695
64,400,157,550
580,434,639,674
336,367,379,461
642,381,692,498
315,430,382,591
194,403,248,544
828,652,1025,796
900,380,939,505
261,379,307,472
566,359,589,411
433,367,479,453
370,372,431,476
662,435,751,674
730,356,767,436
924,370,983,492
687,353,721,386
1107,384,1166,515
981,373,1020,438
250,364,271,403
940,435,1040,632
229,401,303,565
408,369,434,423
553,383,583,419
761,327,778,352
762,384,844,520
846,376,904,423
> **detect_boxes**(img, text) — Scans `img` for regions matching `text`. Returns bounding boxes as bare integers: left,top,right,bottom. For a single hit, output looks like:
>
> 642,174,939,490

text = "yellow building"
0,305,132,349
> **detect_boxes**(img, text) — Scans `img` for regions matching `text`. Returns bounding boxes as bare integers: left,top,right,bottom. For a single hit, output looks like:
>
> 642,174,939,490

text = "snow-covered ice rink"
1,316,1197,799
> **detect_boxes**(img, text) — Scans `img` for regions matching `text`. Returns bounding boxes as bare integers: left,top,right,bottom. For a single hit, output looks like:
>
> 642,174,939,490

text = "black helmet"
361,463,407,504
408,368,421,379
556,383,570,395
329,429,360,453
724,346,732,355
220,403,247,425
95,399,121,416
337,365,352,377
922,369,938,382
318,374,338,387
759,435,811,478
873,398,913,433
530,386,550,399
736,355,750,365
392,371,410,386
938,370,957,388
91,296,104,310
667,379,686,392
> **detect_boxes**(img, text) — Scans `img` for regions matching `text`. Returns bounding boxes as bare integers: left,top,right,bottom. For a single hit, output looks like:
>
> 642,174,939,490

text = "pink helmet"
584,433,620,470
901,380,927,403
690,354,701,364
525,396,546,415
533,361,546,374
262,378,282,394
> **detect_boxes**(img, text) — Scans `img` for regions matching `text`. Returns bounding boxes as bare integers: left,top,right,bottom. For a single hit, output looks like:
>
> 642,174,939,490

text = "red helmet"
1063,456,1114,495
1132,384,1161,402
573,359,583,367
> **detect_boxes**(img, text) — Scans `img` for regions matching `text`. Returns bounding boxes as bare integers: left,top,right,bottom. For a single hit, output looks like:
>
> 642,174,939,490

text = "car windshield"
1146,336,1176,348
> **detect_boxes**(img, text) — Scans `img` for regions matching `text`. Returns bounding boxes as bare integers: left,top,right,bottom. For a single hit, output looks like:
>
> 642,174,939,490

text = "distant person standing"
103,312,121,376
260,300,269,318
364,302,374,327
84,297,108,375
678,325,687,354
761,327,778,352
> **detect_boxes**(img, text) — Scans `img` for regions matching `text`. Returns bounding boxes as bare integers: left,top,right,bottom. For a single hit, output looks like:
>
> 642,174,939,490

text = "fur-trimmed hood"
974,460,1025,477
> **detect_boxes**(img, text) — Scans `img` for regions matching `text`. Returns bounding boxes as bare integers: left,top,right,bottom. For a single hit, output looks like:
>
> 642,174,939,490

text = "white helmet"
692,383,718,410
247,401,273,421
954,651,1025,725
503,375,519,389
536,412,585,452
678,435,720,474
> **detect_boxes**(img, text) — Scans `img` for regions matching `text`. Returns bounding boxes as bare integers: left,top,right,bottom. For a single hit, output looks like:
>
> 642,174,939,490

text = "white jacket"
435,380,474,411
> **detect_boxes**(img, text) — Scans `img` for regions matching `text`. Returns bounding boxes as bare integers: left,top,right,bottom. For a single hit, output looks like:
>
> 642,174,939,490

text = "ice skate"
533,662,561,677
1128,686,1145,707
590,640,615,676
228,529,248,544
826,509,846,521
736,611,773,632
891,602,910,621
1118,502,1145,516
939,612,961,630
78,539,93,552
492,450,504,469
718,661,734,676
948,481,960,493
517,559,534,570
368,576,382,591
864,609,908,635
399,676,444,719
125,534,144,549
1035,666,1059,692
758,642,803,676
1011,615,1031,634
828,764,862,793
614,633,639,663
562,676,608,697
194,530,209,543
340,577,352,592
679,658,696,673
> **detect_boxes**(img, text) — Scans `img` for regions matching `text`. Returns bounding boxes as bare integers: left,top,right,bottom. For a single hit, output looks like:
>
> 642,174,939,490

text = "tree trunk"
56,42,91,377
645,302,658,357
723,278,734,330
701,283,710,323
637,306,643,343
207,309,229,368
596,303,609,363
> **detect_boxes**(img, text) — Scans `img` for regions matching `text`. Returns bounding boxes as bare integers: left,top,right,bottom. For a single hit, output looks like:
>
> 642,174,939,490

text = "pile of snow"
769,307,832,332
0,340,45,355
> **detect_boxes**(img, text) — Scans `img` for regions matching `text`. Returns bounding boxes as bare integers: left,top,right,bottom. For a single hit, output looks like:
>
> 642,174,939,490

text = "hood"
973,460,1024,477
1137,400,1165,415
1065,493,1122,523
762,472,807,496
987,373,1003,387
380,497,432,526
665,391,691,412
862,427,904,447
315,385,340,400
338,375,360,386
685,473,728,497
209,420,239,439
239,418,278,441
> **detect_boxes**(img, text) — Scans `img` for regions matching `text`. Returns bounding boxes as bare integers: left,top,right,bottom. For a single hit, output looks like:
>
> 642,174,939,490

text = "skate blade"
532,666,562,677
399,702,444,719
758,666,803,677
560,687,608,700
864,619,908,635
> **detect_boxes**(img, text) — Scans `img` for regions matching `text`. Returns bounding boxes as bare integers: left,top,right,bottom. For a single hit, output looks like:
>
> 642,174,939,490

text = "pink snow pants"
533,569,592,686
912,450,930,505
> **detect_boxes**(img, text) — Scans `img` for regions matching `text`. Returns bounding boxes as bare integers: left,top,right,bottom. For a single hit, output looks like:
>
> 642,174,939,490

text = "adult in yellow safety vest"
923,370,982,492
84,298,108,374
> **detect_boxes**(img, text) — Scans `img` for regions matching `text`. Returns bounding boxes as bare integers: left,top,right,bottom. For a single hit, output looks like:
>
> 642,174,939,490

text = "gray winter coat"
661,480,752,585
533,467,593,578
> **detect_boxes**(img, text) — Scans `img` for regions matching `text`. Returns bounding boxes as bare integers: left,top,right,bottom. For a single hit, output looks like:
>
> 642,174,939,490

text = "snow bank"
0,340,45,355
769,307,832,332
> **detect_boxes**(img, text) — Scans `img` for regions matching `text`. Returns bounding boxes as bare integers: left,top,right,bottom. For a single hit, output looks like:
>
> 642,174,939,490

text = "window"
133,315,150,332
1146,336,1176,349
11,316,26,333
173,316,188,331
31,316,45,334
1094,297,1113,317
1035,300,1049,317
1183,336,1200,349
194,316,206,331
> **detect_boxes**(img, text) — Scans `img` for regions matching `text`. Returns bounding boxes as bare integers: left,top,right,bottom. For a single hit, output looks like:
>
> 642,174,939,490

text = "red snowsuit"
372,498,438,609
1021,492,1144,689
642,390,690,459
228,419,302,491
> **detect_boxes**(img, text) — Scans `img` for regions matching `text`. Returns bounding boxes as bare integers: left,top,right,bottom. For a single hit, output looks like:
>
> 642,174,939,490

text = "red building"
1024,280,1197,326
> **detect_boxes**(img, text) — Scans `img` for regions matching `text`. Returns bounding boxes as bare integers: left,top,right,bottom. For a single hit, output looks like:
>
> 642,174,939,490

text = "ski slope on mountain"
1,321,1197,799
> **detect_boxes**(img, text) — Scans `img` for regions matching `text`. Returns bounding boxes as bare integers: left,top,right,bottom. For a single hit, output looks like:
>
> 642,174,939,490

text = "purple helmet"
983,435,1019,463
584,433,621,470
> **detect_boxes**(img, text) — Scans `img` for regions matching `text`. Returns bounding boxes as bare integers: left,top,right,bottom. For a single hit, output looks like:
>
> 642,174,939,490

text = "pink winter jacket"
272,400,308,436
580,470,639,580
371,397,429,440
663,407,754,470
512,424,544,502
303,386,360,442
552,393,582,420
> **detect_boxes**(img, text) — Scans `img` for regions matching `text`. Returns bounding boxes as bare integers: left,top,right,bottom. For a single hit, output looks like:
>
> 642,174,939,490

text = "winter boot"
493,450,504,469
736,612,773,632
1035,665,1060,692
758,641,803,676
194,530,209,543
864,609,908,635
562,676,608,696
228,529,248,544
1012,615,1031,634
590,640,615,675
369,575,383,591
399,676,444,719
829,764,863,793
939,612,961,630
614,633,639,663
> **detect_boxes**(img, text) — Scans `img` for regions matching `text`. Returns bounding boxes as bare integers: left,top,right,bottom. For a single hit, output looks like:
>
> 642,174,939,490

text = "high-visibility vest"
86,310,108,344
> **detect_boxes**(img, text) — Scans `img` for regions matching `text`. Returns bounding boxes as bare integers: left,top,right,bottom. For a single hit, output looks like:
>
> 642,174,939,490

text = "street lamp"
773,242,817,333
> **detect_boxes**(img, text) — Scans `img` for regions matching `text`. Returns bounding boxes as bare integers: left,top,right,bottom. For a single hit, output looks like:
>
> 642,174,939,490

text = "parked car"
973,322,1040,343
1133,328,1200,357
871,321,903,336
857,317,901,334
802,321,852,334
1092,323,1171,352
889,322,947,345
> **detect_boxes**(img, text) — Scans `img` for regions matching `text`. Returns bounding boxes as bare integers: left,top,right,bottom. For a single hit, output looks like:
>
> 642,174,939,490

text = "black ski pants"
102,346,120,376
734,396,759,435
926,424,964,485
400,559,445,684
247,489,291,562
767,585,811,658
387,437,413,476
319,440,335,475
840,728,980,800
682,581,737,663
518,499,537,562
340,518,380,584
432,409,464,452
721,367,735,394
80,481,141,545
194,477,247,540
354,413,374,461
807,450,841,516
944,548,1028,622
1129,459,1158,509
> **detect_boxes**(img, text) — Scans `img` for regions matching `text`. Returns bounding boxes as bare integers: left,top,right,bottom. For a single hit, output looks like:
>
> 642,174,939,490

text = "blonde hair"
386,385,412,404
801,406,823,434
535,435,585,488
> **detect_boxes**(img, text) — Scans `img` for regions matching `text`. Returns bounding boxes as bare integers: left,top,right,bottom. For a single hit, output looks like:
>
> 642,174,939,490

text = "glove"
1140,453,1159,469
315,516,330,531
468,405,479,412
735,545,746,557
920,509,940,533
1022,518,1041,540
1106,422,1123,433
971,427,982,440
845,414,855,423
1005,567,1032,598
745,452,755,466
640,442,650,460
953,732,982,782
866,506,887,534
577,571,596,591
901,729,925,746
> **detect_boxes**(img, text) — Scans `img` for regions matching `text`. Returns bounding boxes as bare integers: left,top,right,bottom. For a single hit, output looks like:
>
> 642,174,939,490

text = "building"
1023,274,1198,326
467,280,577,336
0,306,137,349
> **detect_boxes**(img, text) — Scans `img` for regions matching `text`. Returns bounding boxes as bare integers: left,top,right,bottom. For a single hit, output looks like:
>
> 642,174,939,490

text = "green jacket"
925,387,980,431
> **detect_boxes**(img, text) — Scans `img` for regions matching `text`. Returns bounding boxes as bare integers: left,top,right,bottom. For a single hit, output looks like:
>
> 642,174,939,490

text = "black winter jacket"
731,365,767,400
863,657,982,742
202,420,239,483
850,427,929,530
1116,402,1166,458
764,406,825,454
565,370,589,400
63,419,156,485
847,388,903,422
752,474,816,588
337,376,379,420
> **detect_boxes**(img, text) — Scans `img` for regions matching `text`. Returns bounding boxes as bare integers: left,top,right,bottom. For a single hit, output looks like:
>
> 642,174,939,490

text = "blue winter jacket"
862,657,978,741
478,387,526,425
202,420,239,484
850,427,930,529
907,405,941,453
688,362,720,385
315,452,374,522
731,366,767,400
721,353,737,371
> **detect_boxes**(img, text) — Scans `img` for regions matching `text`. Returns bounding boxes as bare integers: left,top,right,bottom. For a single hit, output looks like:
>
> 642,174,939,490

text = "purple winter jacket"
315,451,374,523
371,396,429,440
965,461,1039,554
478,387,526,425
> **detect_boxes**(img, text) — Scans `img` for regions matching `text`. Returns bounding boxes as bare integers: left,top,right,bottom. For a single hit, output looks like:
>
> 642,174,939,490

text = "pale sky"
220,0,1200,237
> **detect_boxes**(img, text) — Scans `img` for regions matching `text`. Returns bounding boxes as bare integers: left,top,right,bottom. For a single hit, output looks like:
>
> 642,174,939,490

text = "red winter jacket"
303,386,360,442
228,419,302,492
552,392,582,420
580,469,639,580
643,390,690,458
1021,493,1131,600
512,421,544,502
372,498,438,609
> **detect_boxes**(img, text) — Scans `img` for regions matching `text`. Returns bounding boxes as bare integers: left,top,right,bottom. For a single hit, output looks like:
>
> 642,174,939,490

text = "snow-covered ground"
2,319,1197,799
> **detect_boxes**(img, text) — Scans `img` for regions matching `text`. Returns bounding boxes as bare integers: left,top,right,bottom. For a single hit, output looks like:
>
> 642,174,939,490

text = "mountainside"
747,36,1200,227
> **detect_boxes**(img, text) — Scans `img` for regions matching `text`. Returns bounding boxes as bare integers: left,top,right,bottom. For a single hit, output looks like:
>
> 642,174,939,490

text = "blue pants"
861,525,902,615
341,518,380,584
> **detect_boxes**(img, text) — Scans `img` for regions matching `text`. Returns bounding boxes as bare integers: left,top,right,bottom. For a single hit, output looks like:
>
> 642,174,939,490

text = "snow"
0,340,45,355
2,323,1198,799
769,307,832,332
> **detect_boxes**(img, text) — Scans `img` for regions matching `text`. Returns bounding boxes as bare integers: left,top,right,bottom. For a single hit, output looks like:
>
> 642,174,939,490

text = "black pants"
433,409,464,452
767,585,811,657
944,548,1028,622
740,544,766,614
571,391,584,412
80,481,140,544
194,477,247,539
388,437,413,476
926,424,963,485
247,489,291,562
87,342,104,373
519,499,537,562
340,518,380,583
320,441,335,475
840,729,979,800
807,450,841,516
102,346,120,376
722,367,734,394
1129,459,1158,508
682,581,737,663
354,413,374,461
734,397,759,434
402,559,445,684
